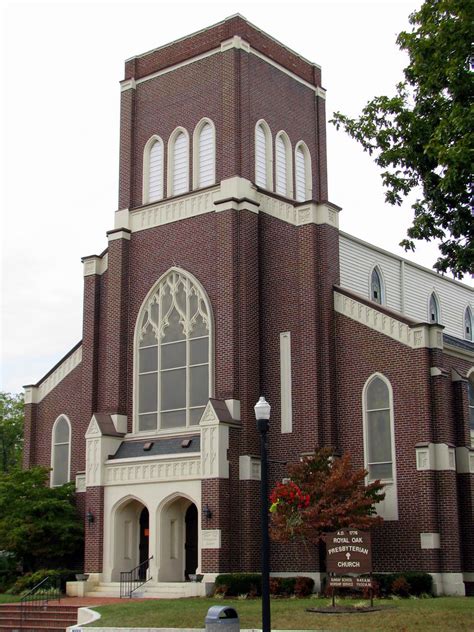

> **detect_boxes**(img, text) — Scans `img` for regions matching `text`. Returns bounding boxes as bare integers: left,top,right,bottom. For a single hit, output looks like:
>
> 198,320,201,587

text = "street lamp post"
254,396,271,632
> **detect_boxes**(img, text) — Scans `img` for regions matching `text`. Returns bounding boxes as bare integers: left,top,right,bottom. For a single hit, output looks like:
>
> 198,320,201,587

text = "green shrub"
214,573,261,597
372,572,433,597
279,577,296,595
403,572,433,596
215,573,314,597
10,569,75,595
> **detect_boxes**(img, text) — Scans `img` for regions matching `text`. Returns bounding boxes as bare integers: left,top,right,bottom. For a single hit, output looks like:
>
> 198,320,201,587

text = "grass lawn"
0,594,21,604
85,596,473,631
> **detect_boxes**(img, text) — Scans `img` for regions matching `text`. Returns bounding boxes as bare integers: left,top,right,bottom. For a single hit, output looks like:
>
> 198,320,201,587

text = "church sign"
326,529,372,574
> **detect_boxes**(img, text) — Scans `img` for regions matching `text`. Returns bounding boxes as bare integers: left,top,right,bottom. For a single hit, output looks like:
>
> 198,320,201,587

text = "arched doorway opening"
139,507,150,580
111,498,149,581
159,497,198,582
185,504,198,579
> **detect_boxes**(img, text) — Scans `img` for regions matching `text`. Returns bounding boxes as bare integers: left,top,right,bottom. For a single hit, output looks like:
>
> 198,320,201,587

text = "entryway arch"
158,495,198,582
111,496,150,581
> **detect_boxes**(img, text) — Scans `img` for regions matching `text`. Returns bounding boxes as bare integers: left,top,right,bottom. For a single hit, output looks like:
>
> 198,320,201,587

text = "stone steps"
86,581,207,598
0,604,78,632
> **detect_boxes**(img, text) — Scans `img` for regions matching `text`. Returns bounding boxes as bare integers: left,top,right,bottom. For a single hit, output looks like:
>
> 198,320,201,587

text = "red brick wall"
84,486,105,573
120,40,326,211
124,16,322,86
25,365,85,480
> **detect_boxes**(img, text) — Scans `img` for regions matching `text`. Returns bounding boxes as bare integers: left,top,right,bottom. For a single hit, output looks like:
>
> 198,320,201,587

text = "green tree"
0,467,83,571
331,0,473,278
0,392,24,472
269,448,385,544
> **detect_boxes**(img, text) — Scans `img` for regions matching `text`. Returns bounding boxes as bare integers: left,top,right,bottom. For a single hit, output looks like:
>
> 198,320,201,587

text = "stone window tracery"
136,269,211,433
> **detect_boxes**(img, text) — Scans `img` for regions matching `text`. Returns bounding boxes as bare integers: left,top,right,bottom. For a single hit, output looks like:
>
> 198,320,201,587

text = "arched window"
429,292,440,323
275,131,292,198
193,119,216,189
465,306,473,340
255,120,273,190
142,136,164,204
168,128,189,196
469,372,474,444
136,269,212,432
364,375,394,481
51,415,71,486
295,141,312,202
370,267,383,304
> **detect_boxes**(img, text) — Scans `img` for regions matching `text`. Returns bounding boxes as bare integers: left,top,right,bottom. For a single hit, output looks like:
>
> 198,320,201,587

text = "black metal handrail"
120,556,153,598
21,575,61,622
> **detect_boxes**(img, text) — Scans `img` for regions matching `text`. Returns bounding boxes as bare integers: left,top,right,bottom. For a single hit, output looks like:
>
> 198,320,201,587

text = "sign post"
325,529,373,607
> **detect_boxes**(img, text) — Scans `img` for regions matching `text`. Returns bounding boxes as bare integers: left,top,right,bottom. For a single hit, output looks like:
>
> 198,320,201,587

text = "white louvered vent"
295,146,306,201
148,140,163,202
275,136,287,196
173,132,189,195
255,124,267,188
198,123,215,187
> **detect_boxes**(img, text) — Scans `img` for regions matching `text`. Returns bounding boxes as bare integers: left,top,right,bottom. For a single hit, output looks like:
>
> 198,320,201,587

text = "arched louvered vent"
255,124,267,188
429,293,440,323
295,146,306,202
198,123,215,188
465,306,473,341
148,140,163,202
275,135,287,196
173,132,189,195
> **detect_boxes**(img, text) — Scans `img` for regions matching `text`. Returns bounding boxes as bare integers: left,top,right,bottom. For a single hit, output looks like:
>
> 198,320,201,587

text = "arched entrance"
139,507,150,580
111,498,149,581
159,497,198,582
185,504,198,579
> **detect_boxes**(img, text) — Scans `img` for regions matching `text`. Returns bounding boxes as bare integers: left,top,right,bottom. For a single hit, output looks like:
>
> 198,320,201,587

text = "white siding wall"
339,233,473,340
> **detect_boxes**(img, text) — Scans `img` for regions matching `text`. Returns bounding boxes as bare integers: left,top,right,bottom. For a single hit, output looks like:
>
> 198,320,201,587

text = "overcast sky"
1,0,470,395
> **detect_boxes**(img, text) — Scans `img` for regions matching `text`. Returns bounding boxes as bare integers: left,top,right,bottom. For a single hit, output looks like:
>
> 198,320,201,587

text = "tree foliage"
331,0,473,278
0,392,24,473
0,467,84,571
269,448,385,545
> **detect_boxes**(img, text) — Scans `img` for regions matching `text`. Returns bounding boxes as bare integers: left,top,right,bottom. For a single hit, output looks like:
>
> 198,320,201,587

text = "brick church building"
23,15,473,597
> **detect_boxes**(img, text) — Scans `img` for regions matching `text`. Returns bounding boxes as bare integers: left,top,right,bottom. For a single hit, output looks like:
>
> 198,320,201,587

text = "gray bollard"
205,605,240,632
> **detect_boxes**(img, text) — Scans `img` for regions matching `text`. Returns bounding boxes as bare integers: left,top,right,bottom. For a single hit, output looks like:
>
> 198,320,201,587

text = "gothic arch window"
464,306,473,340
468,370,474,445
363,375,395,481
255,120,273,190
294,141,312,202
193,119,216,189
167,128,190,196
142,135,164,204
51,415,71,486
370,266,384,304
135,268,213,433
275,131,293,198
363,374,398,519
429,292,441,324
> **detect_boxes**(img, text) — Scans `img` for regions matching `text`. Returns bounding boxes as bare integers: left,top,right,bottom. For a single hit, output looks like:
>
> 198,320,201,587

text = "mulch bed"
306,604,390,614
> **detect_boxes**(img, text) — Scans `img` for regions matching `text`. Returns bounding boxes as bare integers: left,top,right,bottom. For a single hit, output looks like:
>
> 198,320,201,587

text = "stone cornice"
24,345,83,404
334,290,444,350
122,178,340,233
